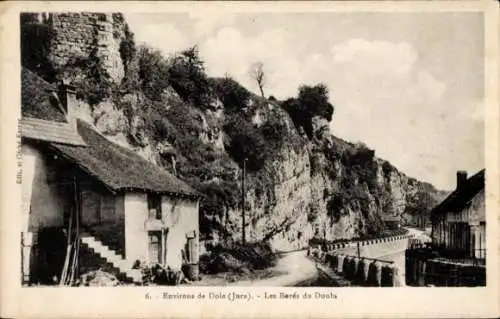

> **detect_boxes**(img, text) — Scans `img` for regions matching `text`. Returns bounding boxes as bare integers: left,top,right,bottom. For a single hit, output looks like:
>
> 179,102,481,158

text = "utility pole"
241,158,247,245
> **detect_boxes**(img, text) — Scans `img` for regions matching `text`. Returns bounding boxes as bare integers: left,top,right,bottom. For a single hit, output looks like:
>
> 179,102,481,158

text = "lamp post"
241,158,247,245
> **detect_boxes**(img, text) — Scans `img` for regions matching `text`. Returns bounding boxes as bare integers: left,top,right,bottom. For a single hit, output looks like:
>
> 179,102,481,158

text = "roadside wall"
309,234,414,256
308,234,414,287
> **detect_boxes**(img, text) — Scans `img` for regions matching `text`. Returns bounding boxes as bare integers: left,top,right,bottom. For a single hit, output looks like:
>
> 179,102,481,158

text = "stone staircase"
80,235,142,284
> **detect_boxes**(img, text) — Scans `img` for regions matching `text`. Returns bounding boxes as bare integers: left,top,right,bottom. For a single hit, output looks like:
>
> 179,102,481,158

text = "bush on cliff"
167,46,212,107
20,13,57,82
211,76,251,112
136,45,171,101
283,83,334,139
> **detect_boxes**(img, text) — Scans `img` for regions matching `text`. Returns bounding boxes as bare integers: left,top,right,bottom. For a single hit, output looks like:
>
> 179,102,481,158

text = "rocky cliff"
20,12,446,251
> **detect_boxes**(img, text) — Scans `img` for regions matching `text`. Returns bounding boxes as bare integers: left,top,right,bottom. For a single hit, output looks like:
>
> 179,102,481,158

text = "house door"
186,231,197,264
148,231,162,264
61,180,78,229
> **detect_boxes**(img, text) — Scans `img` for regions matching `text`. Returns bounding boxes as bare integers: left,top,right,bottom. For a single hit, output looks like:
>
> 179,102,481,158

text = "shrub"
20,14,56,81
224,114,267,171
381,161,393,179
119,23,136,73
298,84,334,121
60,46,116,106
261,117,287,144
326,194,345,223
137,45,171,101
167,46,212,107
136,262,185,286
283,83,334,139
200,242,276,274
210,76,251,112
307,203,320,223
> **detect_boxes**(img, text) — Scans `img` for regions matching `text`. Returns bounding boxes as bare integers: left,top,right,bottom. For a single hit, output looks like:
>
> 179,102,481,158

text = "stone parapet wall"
310,252,400,287
309,234,415,253
307,234,414,287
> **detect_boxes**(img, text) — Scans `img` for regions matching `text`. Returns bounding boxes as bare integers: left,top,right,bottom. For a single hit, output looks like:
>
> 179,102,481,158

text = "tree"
137,45,171,101
167,45,211,106
211,75,251,112
248,61,266,97
283,83,334,139
297,83,334,122
20,13,56,81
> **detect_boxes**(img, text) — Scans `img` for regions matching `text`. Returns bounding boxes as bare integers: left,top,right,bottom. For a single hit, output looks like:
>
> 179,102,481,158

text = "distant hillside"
20,12,446,250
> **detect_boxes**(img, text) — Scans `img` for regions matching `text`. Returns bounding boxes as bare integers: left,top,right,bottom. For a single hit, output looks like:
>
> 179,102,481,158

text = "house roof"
430,169,485,220
21,68,198,198
20,69,85,146
21,117,86,146
21,68,67,123
49,119,199,197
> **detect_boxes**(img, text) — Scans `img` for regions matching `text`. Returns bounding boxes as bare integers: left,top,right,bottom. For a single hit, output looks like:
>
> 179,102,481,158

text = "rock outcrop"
21,12,446,252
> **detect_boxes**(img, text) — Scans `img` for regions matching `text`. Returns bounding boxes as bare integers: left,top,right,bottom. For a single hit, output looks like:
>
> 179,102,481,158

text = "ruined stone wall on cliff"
47,12,125,83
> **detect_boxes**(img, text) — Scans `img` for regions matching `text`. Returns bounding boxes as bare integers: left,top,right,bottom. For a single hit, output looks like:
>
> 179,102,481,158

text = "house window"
148,194,162,220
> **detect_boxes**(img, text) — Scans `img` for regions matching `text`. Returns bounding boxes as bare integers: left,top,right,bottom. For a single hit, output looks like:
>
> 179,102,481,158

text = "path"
230,250,318,286
213,228,431,287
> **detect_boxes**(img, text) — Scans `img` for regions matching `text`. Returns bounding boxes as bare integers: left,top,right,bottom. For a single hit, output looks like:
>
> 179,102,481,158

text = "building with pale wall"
430,169,486,261
20,68,200,285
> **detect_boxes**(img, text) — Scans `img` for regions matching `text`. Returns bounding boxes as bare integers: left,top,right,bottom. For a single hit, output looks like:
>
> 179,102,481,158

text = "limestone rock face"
35,12,445,252
80,91,443,251
311,116,331,139
93,99,128,135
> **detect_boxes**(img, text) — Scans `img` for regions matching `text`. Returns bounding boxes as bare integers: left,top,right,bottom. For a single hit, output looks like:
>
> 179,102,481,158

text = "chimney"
57,79,77,125
457,170,468,189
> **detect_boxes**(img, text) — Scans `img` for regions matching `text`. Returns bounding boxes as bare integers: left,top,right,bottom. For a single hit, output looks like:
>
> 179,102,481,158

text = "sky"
125,12,485,191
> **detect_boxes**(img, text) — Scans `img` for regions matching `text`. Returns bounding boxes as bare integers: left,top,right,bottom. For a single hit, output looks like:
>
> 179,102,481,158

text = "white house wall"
22,144,64,231
124,192,148,262
21,144,36,233
445,189,485,224
122,193,199,267
162,196,199,268
469,189,485,223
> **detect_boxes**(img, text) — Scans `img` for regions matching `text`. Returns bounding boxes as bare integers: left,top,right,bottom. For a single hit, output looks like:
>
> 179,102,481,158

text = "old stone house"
20,68,200,285
430,169,486,262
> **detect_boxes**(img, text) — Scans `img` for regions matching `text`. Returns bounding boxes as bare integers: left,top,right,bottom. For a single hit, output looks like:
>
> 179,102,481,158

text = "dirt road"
229,228,429,287
231,250,318,287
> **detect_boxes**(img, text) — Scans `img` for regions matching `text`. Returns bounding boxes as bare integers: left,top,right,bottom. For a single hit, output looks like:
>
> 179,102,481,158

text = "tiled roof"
21,117,86,146
50,119,199,197
430,169,485,220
